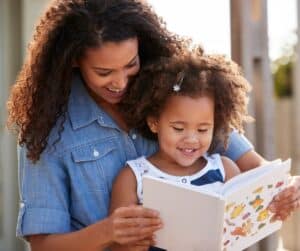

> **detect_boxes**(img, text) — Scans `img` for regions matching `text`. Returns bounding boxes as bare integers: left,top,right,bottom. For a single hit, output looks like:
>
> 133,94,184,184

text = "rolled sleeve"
216,131,254,161
17,147,71,238
17,206,70,237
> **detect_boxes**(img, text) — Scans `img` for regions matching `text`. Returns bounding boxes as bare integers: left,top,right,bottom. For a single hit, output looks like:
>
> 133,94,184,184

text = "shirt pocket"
71,140,120,193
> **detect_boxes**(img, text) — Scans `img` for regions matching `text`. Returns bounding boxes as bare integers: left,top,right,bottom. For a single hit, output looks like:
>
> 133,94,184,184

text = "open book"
143,159,291,251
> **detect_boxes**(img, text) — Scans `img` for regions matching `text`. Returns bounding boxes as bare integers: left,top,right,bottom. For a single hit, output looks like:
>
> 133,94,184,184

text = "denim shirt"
16,74,253,237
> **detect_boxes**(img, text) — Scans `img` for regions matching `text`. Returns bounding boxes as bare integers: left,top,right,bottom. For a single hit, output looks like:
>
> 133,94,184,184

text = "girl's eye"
173,127,184,132
198,129,208,133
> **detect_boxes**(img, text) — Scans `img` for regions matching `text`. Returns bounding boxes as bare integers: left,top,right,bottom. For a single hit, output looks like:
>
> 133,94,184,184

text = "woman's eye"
173,127,183,132
96,71,111,77
198,129,208,133
126,61,138,68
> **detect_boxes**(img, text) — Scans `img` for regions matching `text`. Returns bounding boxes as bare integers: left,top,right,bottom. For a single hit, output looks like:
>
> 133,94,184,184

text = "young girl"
109,52,254,250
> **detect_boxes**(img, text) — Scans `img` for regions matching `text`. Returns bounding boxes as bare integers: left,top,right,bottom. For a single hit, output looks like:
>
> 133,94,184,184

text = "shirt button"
20,202,25,208
181,178,187,183
131,134,137,140
93,149,99,157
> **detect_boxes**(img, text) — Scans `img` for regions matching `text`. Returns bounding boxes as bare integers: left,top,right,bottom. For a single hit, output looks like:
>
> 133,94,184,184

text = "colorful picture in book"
222,179,288,250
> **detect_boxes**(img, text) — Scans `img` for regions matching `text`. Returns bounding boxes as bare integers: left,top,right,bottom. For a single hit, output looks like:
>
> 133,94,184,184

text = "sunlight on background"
148,0,297,61
268,0,297,60
148,0,231,55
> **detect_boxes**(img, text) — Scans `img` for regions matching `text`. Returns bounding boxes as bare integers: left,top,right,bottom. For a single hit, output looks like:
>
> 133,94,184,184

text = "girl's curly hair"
121,50,253,152
7,0,190,162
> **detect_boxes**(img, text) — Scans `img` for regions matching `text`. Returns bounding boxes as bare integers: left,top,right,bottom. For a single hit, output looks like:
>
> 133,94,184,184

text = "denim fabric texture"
16,74,253,237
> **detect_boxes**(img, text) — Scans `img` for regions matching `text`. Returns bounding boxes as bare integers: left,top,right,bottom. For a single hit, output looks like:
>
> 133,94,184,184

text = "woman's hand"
125,237,156,251
108,205,162,245
268,175,300,220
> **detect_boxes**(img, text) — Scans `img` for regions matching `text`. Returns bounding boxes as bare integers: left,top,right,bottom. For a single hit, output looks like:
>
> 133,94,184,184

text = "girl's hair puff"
121,50,253,152
7,0,190,162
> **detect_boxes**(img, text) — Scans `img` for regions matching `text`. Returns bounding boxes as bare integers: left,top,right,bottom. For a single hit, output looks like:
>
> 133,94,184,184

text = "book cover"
143,159,291,251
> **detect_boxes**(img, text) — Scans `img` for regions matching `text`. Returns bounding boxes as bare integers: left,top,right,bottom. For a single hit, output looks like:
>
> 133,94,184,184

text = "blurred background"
0,0,299,250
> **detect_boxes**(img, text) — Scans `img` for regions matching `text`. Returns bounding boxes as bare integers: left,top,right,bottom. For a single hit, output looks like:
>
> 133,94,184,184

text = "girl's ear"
147,116,158,133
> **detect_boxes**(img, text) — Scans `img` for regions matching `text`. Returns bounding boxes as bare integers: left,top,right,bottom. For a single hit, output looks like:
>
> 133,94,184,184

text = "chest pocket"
71,139,123,193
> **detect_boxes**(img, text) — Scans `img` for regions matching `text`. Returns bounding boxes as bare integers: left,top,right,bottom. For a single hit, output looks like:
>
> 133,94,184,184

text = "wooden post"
291,0,300,249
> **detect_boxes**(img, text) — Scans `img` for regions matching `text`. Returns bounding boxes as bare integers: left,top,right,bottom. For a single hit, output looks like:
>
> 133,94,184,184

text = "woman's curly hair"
121,50,253,152
7,0,190,162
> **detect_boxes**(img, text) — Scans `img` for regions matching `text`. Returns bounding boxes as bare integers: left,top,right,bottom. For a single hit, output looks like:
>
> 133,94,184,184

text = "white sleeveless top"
126,153,225,204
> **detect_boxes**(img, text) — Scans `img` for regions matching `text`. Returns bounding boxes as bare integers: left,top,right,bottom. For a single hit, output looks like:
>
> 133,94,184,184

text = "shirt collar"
68,73,117,130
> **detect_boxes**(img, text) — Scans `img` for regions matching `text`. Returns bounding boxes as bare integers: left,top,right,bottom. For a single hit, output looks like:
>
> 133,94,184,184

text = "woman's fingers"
273,185,299,202
115,205,160,218
115,227,159,245
123,237,155,251
135,236,156,246
113,215,162,228
269,195,299,211
114,224,162,238
268,176,300,219
109,205,163,245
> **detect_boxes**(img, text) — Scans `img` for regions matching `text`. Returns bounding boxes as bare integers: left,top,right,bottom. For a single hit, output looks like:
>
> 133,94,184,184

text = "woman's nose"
114,71,128,89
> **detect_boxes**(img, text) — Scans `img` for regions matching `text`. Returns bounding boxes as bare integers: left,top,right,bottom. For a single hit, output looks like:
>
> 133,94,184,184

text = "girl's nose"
183,133,199,144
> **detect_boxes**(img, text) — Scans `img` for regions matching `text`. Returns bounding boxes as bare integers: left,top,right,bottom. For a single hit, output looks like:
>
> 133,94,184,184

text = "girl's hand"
108,205,162,245
268,175,300,220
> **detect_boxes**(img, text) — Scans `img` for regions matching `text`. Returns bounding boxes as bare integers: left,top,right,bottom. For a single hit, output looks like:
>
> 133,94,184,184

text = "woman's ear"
147,116,158,133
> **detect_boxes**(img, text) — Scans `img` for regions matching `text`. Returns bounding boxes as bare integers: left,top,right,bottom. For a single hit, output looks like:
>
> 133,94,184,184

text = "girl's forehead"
162,95,214,114
159,95,214,124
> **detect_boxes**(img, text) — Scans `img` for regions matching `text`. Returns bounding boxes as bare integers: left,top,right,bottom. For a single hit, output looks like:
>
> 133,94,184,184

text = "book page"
143,176,225,251
221,159,282,195
222,159,291,251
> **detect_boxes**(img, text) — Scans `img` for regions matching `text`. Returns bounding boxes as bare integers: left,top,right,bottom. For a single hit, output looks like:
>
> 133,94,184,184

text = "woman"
7,0,300,250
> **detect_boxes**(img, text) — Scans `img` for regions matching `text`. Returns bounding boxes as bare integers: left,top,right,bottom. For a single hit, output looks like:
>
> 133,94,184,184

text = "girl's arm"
28,204,160,251
110,166,140,211
221,156,241,182
109,166,162,251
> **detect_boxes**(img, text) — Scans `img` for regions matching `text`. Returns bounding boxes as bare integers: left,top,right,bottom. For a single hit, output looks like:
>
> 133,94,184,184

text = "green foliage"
272,44,295,98
273,59,293,97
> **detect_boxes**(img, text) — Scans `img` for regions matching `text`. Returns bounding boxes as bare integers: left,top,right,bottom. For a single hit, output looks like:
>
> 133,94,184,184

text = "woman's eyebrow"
126,54,138,65
92,54,138,71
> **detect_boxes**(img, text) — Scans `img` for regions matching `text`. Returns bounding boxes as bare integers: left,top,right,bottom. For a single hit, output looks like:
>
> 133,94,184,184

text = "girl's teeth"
183,149,194,153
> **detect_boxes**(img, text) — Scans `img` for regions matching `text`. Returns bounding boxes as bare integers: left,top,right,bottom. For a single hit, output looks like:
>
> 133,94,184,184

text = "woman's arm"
221,131,266,172
29,205,161,251
235,150,266,172
28,219,112,251
18,146,161,251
